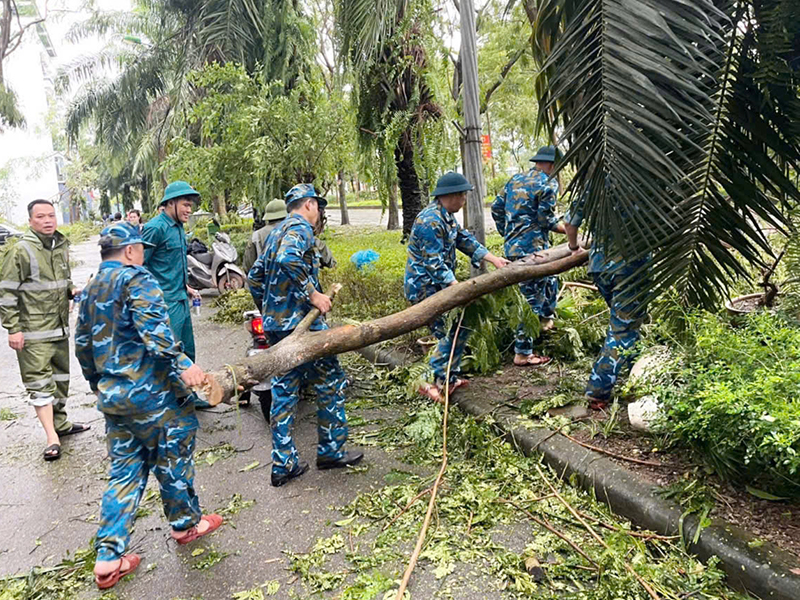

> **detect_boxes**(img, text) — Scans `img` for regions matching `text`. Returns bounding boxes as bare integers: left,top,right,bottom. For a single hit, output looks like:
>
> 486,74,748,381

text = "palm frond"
534,0,800,306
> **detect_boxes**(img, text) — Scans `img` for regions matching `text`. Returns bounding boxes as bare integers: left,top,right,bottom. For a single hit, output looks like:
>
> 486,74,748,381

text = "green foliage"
59,221,102,244
163,62,353,211
319,228,407,321
0,542,97,599
0,83,25,130
210,290,257,324
650,311,800,497
324,358,749,599
0,408,19,421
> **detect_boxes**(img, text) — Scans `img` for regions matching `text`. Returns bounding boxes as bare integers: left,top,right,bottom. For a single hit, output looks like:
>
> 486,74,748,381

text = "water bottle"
192,297,201,316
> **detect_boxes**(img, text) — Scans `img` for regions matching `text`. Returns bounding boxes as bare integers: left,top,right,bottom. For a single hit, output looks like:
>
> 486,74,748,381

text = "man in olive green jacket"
242,199,337,275
0,200,90,461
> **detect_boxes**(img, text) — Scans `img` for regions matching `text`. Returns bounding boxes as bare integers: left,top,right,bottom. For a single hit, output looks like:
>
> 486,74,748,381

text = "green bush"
652,311,800,497
59,221,102,243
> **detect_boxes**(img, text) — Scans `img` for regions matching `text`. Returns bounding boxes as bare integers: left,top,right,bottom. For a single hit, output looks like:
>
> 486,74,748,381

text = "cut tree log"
202,242,588,405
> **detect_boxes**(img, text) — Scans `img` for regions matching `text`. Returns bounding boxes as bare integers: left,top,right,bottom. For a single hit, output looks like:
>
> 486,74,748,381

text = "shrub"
59,221,102,243
651,311,800,497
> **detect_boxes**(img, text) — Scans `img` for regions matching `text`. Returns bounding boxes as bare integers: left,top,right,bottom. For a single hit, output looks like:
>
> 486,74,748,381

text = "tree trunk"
337,170,350,225
387,182,400,230
204,243,588,404
212,195,227,217
395,133,423,239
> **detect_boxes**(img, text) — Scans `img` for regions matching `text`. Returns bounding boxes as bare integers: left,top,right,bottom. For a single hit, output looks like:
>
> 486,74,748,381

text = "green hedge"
652,311,800,498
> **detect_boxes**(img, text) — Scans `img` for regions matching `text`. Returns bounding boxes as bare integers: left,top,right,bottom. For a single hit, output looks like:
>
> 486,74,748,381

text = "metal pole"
460,0,486,249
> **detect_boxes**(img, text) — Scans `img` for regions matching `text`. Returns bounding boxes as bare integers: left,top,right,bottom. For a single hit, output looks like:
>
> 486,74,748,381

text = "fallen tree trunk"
203,242,588,404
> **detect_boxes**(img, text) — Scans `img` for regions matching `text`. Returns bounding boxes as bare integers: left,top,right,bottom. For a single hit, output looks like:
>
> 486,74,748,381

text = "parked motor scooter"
187,232,248,293
241,309,272,421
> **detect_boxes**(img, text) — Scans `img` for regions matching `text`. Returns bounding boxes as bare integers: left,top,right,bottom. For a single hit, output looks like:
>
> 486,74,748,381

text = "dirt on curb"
461,362,800,561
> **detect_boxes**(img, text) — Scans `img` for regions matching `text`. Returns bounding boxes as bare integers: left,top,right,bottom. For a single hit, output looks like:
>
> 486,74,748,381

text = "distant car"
0,224,22,245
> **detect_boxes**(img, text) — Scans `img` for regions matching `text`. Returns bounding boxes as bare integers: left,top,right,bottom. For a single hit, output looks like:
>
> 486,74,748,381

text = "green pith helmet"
160,180,200,206
432,172,474,197
264,199,287,221
530,146,557,163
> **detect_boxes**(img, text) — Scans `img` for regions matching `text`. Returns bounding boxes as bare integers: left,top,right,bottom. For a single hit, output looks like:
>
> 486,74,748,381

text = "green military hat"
160,180,200,206
432,172,474,197
264,198,288,221
530,146,557,162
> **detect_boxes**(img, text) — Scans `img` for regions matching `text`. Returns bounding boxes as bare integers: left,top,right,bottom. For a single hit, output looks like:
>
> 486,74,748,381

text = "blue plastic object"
350,249,380,271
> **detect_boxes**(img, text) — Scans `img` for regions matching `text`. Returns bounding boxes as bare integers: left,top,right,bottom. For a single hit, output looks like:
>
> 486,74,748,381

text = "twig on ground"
560,431,669,467
394,311,464,599
497,498,598,568
382,487,433,531
535,464,663,600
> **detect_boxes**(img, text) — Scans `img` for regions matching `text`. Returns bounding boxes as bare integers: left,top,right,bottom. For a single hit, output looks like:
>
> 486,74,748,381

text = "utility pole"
460,0,486,250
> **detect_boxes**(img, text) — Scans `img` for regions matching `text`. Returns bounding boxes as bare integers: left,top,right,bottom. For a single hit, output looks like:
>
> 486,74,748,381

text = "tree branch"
203,242,589,404
480,46,525,113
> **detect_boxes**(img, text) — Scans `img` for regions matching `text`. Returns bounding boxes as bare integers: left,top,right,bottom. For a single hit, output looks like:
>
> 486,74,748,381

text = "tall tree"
0,0,47,129
336,0,443,238
59,0,306,210
527,0,800,306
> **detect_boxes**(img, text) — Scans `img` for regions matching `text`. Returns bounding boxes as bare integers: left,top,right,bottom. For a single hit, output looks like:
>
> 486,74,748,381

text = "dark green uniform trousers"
17,338,72,432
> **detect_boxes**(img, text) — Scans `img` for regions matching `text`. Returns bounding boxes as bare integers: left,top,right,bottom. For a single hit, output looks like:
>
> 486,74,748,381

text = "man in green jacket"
0,200,90,460
142,181,209,407
242,199,337,274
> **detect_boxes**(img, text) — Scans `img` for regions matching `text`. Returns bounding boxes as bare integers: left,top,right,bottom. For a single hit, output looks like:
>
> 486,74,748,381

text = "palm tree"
524,0,800,306
336,0,443,238
59,0,300,207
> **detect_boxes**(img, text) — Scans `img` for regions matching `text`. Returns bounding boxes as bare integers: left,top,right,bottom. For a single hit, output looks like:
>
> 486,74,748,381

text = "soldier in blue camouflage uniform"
564,198,650,410
491,146,566,366
248,184,362,487
405,172,510,402
75,223,222,590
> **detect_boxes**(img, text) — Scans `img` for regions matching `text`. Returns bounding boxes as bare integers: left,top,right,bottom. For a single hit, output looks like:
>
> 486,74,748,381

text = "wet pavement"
0,235,498,599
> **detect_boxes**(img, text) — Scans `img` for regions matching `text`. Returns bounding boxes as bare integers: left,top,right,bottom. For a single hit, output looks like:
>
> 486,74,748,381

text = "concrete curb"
356,345,800,600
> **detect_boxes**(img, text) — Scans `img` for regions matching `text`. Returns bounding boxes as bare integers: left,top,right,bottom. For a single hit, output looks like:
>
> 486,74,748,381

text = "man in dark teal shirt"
142,181,208,407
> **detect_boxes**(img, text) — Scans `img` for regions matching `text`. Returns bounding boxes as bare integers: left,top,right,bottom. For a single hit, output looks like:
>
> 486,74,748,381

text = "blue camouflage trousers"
515,276,559,355
585,271,647,401
429,314,472,386
267,331,348,477
95,401,201,562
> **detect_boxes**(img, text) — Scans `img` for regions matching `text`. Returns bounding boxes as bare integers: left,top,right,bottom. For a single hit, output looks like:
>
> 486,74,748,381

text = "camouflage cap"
99,222,155,249
284,184,327,209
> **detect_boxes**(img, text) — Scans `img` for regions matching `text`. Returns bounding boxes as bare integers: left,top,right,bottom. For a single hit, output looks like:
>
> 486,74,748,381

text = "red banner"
481,134,492,163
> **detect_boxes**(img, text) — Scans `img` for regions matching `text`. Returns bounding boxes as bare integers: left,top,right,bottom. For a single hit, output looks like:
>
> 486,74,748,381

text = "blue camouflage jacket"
491,169,560,258
247,213,326,332
404,201,489,304
565,198,649,275
142,211,189,303
75,260,194,416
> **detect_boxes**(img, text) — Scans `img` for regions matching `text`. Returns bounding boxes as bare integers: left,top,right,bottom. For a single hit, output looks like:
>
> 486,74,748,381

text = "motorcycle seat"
193,252,214,266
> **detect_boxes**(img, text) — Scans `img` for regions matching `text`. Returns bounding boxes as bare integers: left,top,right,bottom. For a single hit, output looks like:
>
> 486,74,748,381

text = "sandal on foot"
57,423,91,438
448,378,469,393
95,554,141,590
514,354,552,367
172,514,223,545
43,444,61,461
417,383,443,404
588,398,609,411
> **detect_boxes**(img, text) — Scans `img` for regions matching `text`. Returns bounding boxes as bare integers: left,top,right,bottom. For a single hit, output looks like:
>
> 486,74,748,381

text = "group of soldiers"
0,146,646,589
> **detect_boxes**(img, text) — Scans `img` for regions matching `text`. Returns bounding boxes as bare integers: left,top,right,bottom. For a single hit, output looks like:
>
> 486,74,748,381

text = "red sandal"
172,514,224,545
417,383,443,404
95,553,141,590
